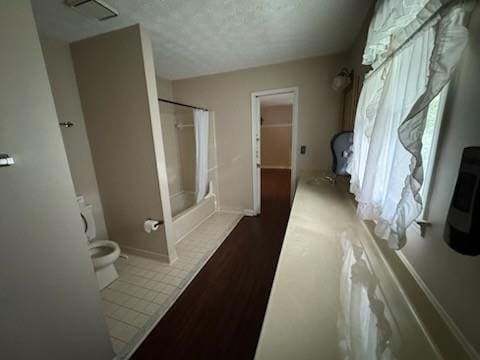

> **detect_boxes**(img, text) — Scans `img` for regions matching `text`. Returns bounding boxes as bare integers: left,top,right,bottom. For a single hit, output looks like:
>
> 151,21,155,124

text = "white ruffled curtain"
349,0,473,249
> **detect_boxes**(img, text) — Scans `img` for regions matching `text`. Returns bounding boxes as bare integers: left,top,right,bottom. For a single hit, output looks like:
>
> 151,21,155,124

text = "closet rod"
158,98,208,112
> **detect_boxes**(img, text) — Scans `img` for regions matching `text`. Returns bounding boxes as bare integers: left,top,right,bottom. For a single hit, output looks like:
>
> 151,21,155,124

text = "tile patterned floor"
100,211,242,358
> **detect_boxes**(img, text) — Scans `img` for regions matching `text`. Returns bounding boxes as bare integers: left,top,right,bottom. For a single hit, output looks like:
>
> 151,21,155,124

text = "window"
418,86,449,221
349,0,470,248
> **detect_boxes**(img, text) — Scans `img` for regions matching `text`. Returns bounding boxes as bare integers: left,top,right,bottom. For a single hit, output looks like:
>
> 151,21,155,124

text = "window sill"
410,220,432,238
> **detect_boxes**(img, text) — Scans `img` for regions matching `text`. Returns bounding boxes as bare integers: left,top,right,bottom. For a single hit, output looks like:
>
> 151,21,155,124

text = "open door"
251,87,299,215
252,95,262,214
0,2,113,358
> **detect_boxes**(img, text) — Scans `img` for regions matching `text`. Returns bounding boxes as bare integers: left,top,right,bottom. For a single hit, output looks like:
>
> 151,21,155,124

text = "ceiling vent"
66,0,119,21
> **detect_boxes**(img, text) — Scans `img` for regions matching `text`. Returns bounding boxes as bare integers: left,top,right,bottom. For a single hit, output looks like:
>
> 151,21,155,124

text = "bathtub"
170,191,195,217
171,192,216,243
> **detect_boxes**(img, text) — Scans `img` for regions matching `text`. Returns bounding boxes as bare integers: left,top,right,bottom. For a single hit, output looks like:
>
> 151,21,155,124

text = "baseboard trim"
217,207,244,214
397,251,480,359
359,220,444,359
261,165,292,170
243,209,256,216
261,123,292,128
121,245,172,264
217,208,256,217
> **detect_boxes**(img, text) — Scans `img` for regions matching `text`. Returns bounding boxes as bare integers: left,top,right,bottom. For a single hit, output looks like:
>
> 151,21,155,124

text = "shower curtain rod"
158,98,208,112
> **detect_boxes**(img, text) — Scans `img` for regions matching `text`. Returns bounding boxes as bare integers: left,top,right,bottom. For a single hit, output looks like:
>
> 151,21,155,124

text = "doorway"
251,87,299,214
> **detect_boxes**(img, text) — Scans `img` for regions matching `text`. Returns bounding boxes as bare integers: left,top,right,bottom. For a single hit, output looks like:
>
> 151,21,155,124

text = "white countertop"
254,173,439,360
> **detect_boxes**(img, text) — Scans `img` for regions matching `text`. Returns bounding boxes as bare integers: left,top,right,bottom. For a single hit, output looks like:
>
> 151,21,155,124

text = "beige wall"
347,3,375,89
173,55,347,212
261,105,292,168
71,25,170,259
343,3,374,132
401,4,480,354
0,1,113,358
39,34,108,239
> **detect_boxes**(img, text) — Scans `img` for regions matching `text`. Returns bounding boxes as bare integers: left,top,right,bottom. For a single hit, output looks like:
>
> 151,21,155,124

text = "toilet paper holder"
148,219,164,227
0,153,14,167
144,219,164,234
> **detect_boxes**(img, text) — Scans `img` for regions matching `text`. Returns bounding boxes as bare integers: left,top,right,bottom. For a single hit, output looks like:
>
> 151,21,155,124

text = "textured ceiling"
32,0,373,80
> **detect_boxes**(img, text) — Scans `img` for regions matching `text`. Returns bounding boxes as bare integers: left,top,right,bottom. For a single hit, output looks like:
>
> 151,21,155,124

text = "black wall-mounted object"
445,147,480,256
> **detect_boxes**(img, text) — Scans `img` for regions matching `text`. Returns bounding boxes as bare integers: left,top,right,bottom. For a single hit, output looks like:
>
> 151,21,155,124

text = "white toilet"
77,196,121,290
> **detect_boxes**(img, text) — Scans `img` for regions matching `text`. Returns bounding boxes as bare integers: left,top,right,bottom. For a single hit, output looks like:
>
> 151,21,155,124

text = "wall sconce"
332,68,353,92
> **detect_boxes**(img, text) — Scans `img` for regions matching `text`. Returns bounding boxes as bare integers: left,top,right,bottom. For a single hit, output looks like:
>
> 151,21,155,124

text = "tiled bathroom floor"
100,211,243,358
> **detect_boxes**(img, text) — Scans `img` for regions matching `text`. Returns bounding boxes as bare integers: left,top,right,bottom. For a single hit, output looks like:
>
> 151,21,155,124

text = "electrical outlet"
300,145,306,154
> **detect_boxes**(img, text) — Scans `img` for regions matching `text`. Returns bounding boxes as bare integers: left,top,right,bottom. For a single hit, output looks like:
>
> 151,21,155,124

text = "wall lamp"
332,68,354,92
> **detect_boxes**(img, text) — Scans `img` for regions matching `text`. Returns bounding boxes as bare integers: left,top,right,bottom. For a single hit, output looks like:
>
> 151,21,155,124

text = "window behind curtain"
419,86,449,220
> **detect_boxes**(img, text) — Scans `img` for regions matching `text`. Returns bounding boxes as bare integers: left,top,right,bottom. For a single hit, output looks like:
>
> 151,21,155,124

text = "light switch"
300,145,306,155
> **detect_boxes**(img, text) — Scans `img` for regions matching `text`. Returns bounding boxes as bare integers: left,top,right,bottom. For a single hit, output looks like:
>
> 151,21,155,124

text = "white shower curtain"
194,110,209,203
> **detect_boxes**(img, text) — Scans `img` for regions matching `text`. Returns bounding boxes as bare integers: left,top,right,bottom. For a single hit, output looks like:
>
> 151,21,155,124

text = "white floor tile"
143,303,160,316
122,309,141,326
142,290,158,302
105,316,121,331
152,292,168,305
124,296,140,310
111,338,126,354
132,313,150,328
103,301,119,316
159,283,177,295
111,306,130,322
110,322,137,343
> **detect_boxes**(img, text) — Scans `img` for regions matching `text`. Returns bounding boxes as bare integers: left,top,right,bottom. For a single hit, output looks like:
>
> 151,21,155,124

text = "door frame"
251,87,299,215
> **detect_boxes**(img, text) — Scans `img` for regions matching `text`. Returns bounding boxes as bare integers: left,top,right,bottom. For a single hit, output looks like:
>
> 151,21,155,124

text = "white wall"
0,1,113,358
39,34,108,239
401,4,480,353
173,55,346,212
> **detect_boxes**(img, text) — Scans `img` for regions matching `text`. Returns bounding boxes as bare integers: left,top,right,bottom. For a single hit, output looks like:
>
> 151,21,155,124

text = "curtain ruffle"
349,0,472,249
391,5,470,248
363,0,454,71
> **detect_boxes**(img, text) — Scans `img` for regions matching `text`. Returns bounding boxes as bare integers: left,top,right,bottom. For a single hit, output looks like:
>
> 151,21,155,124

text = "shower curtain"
194,109,209,203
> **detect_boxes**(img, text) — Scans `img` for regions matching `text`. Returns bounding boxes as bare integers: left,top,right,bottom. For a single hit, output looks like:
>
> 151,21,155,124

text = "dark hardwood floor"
132,169,291,360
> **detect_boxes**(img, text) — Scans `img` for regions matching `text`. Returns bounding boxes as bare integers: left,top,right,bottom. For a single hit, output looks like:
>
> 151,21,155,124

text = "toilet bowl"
77,196,121,290
89,240,120,269
88,240,120,290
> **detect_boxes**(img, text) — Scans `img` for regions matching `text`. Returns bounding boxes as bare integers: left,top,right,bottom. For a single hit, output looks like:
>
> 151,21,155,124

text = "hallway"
133,169,291,359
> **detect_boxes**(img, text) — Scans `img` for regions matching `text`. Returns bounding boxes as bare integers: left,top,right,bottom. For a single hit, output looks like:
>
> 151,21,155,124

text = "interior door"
0,2,112,358
253,95,262,214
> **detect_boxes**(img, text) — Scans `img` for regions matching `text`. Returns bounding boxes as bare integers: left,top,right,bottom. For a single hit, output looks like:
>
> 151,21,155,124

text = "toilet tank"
76,196,97,241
